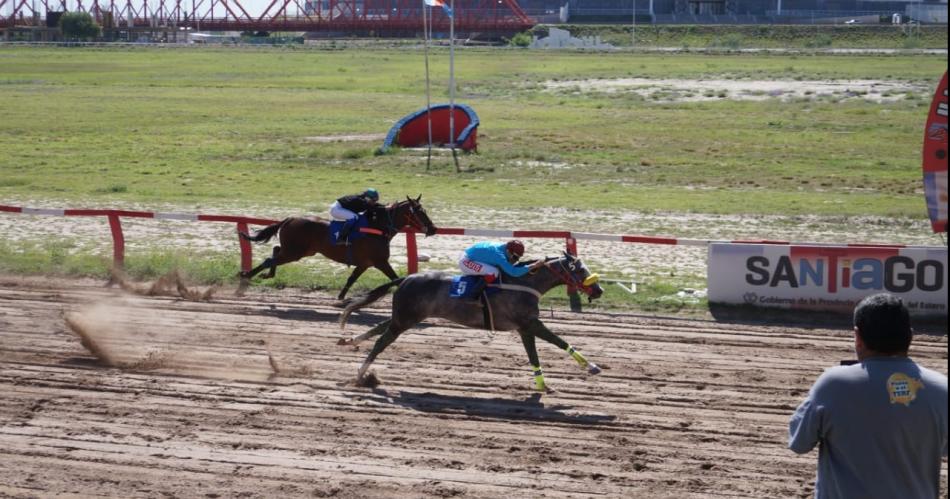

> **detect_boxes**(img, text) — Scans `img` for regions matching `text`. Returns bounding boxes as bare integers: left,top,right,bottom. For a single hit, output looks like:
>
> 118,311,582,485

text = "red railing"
0,204,915,277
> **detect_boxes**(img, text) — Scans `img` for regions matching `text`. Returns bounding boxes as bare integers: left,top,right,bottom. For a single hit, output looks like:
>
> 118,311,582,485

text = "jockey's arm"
498,258,530,278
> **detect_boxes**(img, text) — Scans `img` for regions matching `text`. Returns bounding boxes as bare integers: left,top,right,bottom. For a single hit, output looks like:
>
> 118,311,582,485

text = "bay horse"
238,196,437,300
339,253,605,392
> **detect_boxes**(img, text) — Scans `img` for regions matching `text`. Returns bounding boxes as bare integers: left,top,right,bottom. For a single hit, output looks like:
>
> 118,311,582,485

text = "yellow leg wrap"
532,365,546,392
566,345,589,368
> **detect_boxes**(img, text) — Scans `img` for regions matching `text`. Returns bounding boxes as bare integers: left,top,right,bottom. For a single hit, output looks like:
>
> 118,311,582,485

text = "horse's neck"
365,206,397,235
509,266,563,296
383,204,408,232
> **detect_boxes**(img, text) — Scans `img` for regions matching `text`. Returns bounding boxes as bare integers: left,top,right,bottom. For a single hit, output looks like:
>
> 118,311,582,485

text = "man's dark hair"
853,293,913,353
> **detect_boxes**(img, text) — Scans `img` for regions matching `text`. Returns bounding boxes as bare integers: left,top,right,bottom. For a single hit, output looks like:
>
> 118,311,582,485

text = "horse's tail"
339,277,405,329
240,218,289,243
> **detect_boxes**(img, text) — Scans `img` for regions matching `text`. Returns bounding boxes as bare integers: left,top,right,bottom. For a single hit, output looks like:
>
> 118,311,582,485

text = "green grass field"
0,45,946,311
554,24,947,49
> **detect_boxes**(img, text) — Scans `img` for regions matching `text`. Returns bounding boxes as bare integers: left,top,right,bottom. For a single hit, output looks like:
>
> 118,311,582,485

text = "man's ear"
854,326,865,354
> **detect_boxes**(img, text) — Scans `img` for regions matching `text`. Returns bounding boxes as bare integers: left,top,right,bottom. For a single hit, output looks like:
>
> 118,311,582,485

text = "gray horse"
339,253,605,392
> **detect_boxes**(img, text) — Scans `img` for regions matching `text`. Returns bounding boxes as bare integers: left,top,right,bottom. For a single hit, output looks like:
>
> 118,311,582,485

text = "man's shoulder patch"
886,372,925,406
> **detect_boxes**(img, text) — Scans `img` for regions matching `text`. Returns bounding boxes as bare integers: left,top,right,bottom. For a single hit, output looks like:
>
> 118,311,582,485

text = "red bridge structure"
0,0,535,38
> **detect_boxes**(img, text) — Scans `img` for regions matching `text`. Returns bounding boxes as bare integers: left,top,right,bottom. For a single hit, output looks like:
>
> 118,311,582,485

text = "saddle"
328,216,383,245
449,275,494,299
449,275,502,332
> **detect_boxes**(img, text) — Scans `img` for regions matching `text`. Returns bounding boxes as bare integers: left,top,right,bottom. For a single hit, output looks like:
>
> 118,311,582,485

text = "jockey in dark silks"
458,240,543,297
330,188,379,244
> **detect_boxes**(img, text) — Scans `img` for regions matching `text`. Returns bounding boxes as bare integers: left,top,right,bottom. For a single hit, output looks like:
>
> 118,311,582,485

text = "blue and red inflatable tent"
380,104,479,153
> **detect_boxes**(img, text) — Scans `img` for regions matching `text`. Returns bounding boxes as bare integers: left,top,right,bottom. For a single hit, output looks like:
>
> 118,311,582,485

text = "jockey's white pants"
329,201,358,221
458,254,500,280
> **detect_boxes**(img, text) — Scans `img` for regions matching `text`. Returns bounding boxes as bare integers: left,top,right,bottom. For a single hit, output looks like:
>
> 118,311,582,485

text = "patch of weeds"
0,177,30,187
374,146,399,157
341,148,371,160
902,37,922,49
804,35,833,48
93,184,128,194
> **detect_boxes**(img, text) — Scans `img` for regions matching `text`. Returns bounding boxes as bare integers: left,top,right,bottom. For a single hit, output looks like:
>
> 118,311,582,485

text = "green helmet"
364,188,379,201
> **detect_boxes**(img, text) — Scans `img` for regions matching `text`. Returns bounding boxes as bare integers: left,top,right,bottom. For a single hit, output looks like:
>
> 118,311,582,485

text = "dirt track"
0,276,946,498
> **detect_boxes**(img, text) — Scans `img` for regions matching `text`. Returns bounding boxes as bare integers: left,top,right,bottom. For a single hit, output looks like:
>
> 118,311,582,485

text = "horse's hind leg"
525,319,601,375
240,246,281,280
264,246,281,278
338,319,391,346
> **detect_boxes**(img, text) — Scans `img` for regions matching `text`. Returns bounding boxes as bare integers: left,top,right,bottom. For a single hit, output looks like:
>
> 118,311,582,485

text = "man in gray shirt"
789,293,948,499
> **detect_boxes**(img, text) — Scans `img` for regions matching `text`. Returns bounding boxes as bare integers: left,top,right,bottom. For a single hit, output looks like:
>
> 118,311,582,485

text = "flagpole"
449,0,460,172
423,0,433,171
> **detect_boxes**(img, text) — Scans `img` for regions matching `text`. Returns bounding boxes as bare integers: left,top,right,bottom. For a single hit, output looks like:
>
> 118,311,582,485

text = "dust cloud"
64,293,278,381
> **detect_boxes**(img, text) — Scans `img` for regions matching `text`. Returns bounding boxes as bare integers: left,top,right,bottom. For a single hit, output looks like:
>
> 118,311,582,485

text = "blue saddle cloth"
449,275,501,299
328,216,371,245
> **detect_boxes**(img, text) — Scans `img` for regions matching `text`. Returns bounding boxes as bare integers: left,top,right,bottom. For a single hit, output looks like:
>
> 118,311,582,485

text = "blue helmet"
363,188,379,201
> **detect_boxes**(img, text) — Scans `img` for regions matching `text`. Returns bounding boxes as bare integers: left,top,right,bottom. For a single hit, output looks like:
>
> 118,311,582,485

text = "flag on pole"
424,0,453,18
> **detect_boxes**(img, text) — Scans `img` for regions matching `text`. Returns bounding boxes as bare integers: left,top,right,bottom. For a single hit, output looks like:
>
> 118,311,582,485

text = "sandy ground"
0,275,945,498
541,78,934,102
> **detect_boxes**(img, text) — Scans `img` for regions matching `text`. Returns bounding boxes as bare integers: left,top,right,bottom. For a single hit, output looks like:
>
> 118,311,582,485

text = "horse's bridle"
395,202,429,233
544,257,600,296
377,201,428,237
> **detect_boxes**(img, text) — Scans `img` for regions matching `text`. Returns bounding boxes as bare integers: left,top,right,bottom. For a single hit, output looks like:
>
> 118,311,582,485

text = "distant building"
517,0,949,23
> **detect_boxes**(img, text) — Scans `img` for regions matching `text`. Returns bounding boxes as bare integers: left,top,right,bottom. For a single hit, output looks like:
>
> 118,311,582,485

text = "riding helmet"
363,188,379,201
506,240,525,258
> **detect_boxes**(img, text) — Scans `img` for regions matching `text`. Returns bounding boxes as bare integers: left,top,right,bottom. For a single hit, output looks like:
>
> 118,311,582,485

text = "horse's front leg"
525,318,601,375
357,324,404,384
338,266,368,300
374,261,400,280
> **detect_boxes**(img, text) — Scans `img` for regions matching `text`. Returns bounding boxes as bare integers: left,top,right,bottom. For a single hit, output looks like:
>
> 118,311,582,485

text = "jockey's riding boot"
469,274,495,300
469,278,486,300
337,219,355,245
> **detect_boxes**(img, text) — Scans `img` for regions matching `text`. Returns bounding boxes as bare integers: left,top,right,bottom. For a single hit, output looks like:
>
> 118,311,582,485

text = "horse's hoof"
356,372,380,388
337,338,352,346
588,363,602,375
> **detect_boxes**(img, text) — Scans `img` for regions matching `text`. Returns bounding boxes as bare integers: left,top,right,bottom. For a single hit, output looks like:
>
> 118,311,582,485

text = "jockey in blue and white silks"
458,240,542,283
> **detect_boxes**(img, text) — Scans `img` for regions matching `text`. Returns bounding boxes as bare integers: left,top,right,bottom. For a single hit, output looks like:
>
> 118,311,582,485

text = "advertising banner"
923,71,948,233
708,244,948,317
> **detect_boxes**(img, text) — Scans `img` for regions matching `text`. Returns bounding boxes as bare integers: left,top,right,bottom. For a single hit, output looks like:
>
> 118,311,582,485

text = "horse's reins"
480,257,599,333
489,283,542,298
486,258,598,299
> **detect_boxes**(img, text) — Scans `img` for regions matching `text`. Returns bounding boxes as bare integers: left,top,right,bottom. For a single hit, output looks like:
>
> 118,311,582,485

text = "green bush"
59,12,100,41
902,37,923,49
508,32,533,48
709,34,743,49
805,34,834,48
